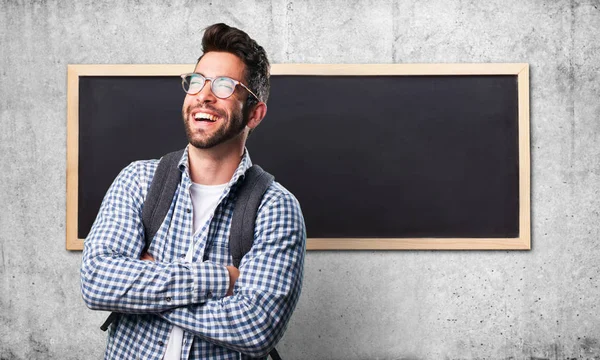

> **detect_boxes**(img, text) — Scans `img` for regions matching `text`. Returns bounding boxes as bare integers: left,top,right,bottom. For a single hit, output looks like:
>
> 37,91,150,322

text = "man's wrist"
191,261,230,302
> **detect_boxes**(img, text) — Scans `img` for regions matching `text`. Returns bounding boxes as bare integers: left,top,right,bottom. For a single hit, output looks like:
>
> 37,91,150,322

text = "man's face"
182,51,250,149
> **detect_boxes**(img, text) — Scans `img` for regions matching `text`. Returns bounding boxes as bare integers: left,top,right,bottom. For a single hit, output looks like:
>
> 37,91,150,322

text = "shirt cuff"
192,261,230,303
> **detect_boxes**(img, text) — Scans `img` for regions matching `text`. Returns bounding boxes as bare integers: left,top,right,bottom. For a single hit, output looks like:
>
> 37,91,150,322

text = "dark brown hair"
199,23,270,107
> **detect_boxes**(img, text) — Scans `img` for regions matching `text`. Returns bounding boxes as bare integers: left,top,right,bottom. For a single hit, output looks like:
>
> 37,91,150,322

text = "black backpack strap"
101,149,184,332
229,165,274,268
100,312,120,332
230,165,279,359
269,348,282,360
142,149,185,251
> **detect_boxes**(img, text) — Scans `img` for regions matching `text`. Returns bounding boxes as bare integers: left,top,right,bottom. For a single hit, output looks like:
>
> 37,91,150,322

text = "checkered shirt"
80,148,306,360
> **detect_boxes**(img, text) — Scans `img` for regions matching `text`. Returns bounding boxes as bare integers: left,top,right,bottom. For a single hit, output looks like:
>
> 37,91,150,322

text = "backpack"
100,149,281,360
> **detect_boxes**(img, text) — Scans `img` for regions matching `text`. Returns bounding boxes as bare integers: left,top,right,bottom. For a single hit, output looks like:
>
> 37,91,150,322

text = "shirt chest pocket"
202,215,234,265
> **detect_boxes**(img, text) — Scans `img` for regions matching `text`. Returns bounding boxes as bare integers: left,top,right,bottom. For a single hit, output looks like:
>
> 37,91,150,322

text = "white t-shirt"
163,181,228,360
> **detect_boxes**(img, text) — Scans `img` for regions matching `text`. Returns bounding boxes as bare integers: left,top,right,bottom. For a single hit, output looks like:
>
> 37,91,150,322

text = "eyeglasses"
180,73,259,100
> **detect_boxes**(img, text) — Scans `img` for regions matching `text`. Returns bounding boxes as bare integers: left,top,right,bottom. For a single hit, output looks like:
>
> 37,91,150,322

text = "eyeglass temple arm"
237,82,260,101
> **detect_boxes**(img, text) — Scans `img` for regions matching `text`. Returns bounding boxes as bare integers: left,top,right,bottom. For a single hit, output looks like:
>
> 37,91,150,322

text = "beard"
182,103,249,149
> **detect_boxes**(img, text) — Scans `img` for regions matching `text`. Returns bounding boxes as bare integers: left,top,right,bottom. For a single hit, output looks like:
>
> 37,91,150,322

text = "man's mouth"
193,111,219,122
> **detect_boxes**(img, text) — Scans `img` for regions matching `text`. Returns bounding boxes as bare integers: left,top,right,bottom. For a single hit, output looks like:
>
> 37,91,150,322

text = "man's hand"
140,252,155,262
226,266,240,296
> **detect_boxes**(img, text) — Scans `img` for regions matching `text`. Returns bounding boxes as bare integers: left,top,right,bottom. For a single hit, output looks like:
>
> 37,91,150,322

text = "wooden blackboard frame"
66,63,530,251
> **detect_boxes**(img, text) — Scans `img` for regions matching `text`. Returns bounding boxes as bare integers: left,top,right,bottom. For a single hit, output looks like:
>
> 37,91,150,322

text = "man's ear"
246,102,267,130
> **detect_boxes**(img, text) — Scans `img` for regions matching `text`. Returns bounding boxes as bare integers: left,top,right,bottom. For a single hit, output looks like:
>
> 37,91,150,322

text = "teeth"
194,112,217,122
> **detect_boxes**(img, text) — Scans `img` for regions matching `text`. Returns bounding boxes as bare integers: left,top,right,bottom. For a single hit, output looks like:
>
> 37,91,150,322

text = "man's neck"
187,141,245,185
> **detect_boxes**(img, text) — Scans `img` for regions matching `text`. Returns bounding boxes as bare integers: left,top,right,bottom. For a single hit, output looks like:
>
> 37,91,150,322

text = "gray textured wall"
1,0,599,359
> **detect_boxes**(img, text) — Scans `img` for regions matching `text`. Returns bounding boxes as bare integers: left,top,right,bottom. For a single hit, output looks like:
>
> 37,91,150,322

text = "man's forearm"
159,273,302,358
81,251,230,313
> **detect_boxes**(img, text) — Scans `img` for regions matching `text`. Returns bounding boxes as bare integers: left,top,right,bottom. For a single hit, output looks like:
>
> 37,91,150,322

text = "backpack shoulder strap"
229,166,282,359
229,165,274,268
142,149,185,252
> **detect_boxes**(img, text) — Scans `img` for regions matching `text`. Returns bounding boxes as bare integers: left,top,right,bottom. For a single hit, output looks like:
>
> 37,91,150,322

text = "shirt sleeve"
159,189,306,358
80,162,230,313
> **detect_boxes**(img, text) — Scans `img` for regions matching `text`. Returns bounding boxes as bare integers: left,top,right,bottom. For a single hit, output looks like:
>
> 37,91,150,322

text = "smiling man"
80,23,306,360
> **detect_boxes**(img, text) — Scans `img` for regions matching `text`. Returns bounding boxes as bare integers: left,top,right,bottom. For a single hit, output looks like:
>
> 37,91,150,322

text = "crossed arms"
80,162,306,357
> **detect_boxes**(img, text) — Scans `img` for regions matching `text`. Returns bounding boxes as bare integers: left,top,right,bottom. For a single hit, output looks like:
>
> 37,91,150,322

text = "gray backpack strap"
142,149,185,251
229,165,279,359
229,165,274,268
100,149,184,332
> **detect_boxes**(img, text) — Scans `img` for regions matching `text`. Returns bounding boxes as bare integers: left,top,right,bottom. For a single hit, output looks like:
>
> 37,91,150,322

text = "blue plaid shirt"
81,148,306,360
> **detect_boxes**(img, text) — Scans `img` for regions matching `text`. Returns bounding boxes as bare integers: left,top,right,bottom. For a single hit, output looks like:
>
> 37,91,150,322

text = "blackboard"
66,64,530,250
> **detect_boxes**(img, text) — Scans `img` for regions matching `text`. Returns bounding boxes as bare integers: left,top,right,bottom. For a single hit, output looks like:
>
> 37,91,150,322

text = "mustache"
186,104,224,117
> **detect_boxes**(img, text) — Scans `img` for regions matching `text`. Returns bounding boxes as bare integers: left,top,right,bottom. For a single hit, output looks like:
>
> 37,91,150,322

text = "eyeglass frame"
180,73,259,101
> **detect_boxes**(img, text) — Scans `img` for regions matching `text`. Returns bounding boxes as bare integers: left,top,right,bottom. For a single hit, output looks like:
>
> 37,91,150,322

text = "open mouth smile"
193,112,219,122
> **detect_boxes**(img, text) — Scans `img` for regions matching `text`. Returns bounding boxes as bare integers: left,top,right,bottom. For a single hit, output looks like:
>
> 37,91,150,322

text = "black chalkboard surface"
67,64,530,250
78,76,188,240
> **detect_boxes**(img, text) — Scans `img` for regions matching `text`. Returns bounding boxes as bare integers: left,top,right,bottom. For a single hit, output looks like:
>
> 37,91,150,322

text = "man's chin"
188,132,234,150
185,125,219,149
188,137,218,149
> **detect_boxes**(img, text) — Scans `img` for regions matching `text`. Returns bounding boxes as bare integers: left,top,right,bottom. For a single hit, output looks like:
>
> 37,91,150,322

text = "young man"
80,23,306,360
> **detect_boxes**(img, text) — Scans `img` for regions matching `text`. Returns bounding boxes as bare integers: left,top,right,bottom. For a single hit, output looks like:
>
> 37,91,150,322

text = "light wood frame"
67,63,530,250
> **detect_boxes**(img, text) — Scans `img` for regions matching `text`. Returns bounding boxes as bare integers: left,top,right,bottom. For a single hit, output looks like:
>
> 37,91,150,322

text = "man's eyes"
214,79,234,90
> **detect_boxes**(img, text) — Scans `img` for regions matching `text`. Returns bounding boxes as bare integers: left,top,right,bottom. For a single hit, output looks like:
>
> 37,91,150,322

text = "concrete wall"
1,0,599,359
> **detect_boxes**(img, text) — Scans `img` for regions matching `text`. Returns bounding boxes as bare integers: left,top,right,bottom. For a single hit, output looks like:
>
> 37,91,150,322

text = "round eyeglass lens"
183,74,205,94
212,77,236,98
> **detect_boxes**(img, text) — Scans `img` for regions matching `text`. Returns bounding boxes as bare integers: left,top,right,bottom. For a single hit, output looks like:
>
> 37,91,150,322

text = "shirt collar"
177,145,254,188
